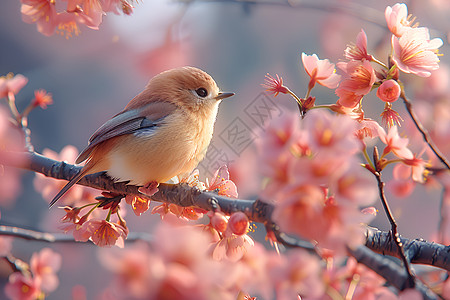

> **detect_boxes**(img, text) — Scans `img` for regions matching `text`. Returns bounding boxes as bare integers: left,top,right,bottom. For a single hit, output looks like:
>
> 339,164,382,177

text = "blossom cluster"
4,248,61,300
20,0,134,37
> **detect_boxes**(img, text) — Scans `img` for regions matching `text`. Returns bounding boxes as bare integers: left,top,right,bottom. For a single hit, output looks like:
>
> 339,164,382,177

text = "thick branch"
366,227,450,271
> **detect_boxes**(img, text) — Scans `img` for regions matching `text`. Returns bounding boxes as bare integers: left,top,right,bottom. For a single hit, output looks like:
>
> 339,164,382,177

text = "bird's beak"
215,92,235,100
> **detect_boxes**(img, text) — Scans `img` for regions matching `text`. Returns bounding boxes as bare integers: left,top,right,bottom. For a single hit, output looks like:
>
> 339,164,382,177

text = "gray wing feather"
76,109,163,164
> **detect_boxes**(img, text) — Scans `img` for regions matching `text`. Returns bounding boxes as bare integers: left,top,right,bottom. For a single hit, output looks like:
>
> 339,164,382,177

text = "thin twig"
401,92,450,169
373,146,416,289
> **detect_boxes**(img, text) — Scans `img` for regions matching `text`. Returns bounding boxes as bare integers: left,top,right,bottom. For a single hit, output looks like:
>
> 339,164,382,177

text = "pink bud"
210,213,228,233
228,212,249,236
377,79,401,102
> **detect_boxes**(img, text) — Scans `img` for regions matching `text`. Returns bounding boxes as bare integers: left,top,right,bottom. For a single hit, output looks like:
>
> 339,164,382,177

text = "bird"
49,66,234,208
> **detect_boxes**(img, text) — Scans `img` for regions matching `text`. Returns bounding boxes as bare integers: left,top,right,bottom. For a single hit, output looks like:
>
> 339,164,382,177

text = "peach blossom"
262,73,290,97
336,59,376,95
227,212,249,236
205,165,238,198
30,248,61,293
378,126,414,159
385,3,415,37
21,0,58,36
377,79,401,102
5,273,41,300
33,145,98,206
301,53,341,89
80,219,128,248
268,249,324,299
212,232,254,262
392,27,443,77
344,29,372,61
0,73,28,98
303,109,360,155
125,195,151,216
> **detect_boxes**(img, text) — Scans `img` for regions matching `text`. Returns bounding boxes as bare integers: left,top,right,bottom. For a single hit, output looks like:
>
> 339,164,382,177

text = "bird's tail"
48,168,89,208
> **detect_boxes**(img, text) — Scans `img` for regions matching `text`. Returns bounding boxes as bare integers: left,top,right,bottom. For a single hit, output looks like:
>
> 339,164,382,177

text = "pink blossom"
377,79,401,102
21,0,58,36
0,108,26,204
80,219,128,248
378,126,414,159
5,273,41,300
30,248,61,293
31,89,53,109
0,73,28,99
99,242,156,298
262,73,290,97
268,249,324,299
66,0,104,29
336,59,376,98
273,185,372,253
303,109,360,155
205,165,238,198
125,195,151,216
212,232,254,262
385,3,416,37
392,27,443,77
333,164,377,206
344,29,372,61
301,53,341,89
33,145,98,206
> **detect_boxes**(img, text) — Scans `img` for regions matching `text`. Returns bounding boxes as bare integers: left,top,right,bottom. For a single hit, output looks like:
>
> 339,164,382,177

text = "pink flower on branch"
344,29,372,61
262,73,290,97
31,89,53,109
385,3,417,37
5,273,41,300
392,27,443,77
30,248,62,293
377,79,401,103
378,126,414,160
301,53,341,90
0,73,28,99
79,219,128,248
21,0,58,36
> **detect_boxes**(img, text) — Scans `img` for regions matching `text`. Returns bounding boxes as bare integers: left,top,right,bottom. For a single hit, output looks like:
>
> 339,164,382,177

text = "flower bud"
377,79,401,102
228,212,249,236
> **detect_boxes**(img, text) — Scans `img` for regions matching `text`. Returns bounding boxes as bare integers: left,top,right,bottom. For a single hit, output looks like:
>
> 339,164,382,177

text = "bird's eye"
195,88,208,98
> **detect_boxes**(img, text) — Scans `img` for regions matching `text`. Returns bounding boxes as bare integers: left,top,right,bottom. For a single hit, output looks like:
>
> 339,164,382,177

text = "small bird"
49,66,234,208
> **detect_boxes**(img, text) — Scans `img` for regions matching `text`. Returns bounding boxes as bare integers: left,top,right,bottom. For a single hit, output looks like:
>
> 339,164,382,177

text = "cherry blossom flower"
273,185,372,253
377,79,401,102
262,73,290,97
99,242,156,298
0,108,26,205
301,53,341,89
392,27,443,77
125,195,151,216
336,60,376,95
0,73,28,99
5,273,41,300
30,248,62,293
268,249,324,299
80,219,128,248
21,0,58,36
387,163,416,198
33,145,98,206
31,89,53,109
205,165,238,198
344,29,372,61
212,231,254,262
303,109,360,156
385,3,417,37
335,88,364,108
378,126,414,159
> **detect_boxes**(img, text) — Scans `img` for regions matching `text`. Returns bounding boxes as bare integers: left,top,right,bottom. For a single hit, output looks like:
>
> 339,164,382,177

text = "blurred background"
1,0,450,298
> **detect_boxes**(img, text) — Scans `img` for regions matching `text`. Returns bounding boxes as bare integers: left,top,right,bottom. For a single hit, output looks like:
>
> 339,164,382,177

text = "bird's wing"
76,101,177,164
